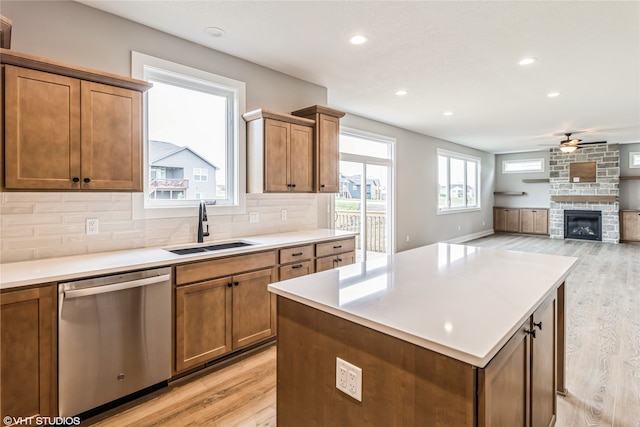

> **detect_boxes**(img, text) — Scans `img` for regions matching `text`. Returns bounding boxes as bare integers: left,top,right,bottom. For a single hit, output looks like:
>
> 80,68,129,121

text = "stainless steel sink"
166,241,255,255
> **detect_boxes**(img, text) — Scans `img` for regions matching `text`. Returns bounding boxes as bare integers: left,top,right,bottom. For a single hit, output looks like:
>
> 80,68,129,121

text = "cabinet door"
80,81,142,190
478,320,530,427
316,114,340,192
289,124,314,192
533,209,549,234
621,211,640,241
4,65,81,189
1,285,57,418
520,209,535,234
175,277,232,372
264,119,290,192
531,297,557,427
232,268,276,349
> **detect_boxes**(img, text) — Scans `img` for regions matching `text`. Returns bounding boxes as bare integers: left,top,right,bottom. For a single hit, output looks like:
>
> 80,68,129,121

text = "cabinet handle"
233,281,239,286
83,177,91,183
291,184,296,188
291,265,303,269
333,245,342,249
72,177,80,183
534,321,543,330
227,283,233,288
292,252,303,257
525,329,536,338
320,184,325,188
335,257,343,263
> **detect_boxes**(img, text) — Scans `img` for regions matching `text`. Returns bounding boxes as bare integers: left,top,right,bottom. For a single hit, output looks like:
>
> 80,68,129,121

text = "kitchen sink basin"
167,241,255,255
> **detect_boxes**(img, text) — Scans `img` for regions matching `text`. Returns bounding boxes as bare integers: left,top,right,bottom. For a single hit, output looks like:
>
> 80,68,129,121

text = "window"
193,168,208,182
630,152,640,168
502,158,545,173
438,149,480,213
132,52,246,217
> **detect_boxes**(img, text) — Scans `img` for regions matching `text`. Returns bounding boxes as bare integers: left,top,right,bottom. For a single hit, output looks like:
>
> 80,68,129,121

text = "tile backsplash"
0,192,319,263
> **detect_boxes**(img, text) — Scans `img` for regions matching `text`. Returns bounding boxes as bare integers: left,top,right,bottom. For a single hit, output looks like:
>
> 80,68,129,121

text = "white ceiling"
77,1,640,154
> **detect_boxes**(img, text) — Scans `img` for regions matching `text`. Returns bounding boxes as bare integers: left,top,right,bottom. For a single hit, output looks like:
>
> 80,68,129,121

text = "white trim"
442,229,495,244
131,51,246,219
630,152,640,168
502,158,545,174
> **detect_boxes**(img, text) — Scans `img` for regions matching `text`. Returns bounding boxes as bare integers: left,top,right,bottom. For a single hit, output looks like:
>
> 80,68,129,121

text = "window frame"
131,52,247,219
437,148,481,214
502,158,545,174
630,152,640,169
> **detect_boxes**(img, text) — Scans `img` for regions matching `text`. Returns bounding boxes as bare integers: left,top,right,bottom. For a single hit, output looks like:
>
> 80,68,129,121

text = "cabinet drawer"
315,251,355,273
279,245,314,264
279,261,314,281
315,238,355,258
175,250,276,285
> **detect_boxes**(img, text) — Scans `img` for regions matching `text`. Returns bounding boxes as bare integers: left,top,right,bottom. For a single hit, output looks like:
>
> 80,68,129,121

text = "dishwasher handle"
63,274,170,299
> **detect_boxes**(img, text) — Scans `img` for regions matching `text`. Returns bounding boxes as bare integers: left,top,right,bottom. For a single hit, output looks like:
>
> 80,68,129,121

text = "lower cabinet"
316,252,355,272
494,207,549,235
620,210,640,241
494,208,521,233
315,237,356,272
478,294,556,427
174,251,277,373
0,284,57,419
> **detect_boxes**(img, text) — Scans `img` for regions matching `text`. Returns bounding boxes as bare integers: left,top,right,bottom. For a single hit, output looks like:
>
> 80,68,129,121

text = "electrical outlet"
281,209,287,221
458,225,461,231
336,357,362,401
406,235,410,242
86,218,99,235
249,212,259,224
482,220,486,227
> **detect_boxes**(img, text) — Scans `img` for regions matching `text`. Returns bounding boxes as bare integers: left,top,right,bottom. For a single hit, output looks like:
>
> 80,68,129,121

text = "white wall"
494,151,551,208
0,0,497,262
619,142,640,210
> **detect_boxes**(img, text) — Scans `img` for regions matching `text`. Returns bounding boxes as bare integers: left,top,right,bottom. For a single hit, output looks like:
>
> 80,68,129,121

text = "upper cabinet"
1,49,151,191
292,105,345,193
244,105,344,194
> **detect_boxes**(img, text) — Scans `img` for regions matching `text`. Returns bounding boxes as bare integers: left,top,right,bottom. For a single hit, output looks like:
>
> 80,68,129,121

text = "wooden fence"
335,210,386,253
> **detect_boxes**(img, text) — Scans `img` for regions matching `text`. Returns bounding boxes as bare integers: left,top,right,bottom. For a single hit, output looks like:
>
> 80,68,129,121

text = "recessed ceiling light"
395,90,408,96
204,27,226,38
348,34,368,45
547,92,560,98
518,57,537,65
443,111,453,116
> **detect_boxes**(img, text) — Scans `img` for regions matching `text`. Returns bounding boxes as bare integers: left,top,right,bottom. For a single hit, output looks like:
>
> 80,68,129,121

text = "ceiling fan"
541,132,607,153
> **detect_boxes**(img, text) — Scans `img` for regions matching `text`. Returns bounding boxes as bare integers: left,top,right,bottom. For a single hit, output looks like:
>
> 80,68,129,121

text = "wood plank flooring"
87,235,639,427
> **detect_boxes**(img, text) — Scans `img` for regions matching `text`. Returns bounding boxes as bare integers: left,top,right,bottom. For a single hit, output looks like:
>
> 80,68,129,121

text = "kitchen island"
268,243,577,426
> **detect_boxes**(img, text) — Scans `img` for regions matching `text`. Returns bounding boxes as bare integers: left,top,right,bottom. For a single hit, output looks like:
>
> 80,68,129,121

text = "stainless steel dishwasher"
58,267,171,417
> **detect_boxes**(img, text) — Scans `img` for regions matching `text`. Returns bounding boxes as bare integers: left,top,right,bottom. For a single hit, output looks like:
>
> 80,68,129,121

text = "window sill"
437,207,482,215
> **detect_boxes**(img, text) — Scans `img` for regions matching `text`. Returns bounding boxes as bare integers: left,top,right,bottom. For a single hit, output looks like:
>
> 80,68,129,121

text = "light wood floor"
88,235,639,427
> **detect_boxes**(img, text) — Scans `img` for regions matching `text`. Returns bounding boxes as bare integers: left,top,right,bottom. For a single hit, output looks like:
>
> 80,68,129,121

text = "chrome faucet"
197,200,210,243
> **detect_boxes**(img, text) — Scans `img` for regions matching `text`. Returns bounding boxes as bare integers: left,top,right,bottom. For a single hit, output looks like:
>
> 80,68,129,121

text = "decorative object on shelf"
493,191,526,195
0,15,11,49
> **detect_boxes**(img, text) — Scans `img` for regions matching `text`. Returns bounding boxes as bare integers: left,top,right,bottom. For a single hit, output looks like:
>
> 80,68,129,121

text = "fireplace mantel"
551,195,616,203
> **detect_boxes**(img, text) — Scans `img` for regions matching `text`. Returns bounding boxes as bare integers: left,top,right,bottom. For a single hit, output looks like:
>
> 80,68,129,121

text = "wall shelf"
620,176,640,180
522,178,550,183
550,195,616,203
494,191,526,196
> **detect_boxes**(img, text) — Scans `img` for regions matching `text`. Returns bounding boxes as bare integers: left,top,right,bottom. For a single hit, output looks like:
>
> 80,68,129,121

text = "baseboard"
443,229,495,244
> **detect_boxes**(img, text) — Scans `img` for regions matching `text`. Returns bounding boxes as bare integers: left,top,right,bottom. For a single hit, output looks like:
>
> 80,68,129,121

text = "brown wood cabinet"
291,105,345,193
2,54,148,191
494,207,521,233
245,109,314,193
279,244,315,280
520,208,549,235
1,284,57,419
478,294,556,427
174,251,277,373
620,210,640,242
315,237,356,272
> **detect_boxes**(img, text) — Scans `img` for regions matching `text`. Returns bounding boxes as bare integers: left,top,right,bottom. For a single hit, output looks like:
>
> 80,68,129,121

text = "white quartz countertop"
0,229,356,290
268,242,577,367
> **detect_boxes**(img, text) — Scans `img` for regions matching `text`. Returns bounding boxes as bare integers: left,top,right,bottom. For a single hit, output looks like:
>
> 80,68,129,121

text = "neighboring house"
440,184,475,199
149,140,219,200
340,174,383,199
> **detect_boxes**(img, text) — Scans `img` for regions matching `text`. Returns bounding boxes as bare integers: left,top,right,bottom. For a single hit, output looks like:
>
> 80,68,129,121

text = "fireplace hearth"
564,210,602,241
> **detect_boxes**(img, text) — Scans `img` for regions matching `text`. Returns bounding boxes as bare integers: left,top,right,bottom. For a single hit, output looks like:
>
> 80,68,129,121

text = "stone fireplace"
564,210,602,241
549,144,619,243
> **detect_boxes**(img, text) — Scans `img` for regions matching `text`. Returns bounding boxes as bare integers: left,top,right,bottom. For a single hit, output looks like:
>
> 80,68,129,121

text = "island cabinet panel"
0,284,57,419
175,277,232,372
531,295,557,427
276,297,477,427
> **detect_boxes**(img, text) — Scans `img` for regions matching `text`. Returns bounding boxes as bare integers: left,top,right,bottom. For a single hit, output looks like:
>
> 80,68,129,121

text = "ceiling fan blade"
577,141,607,146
